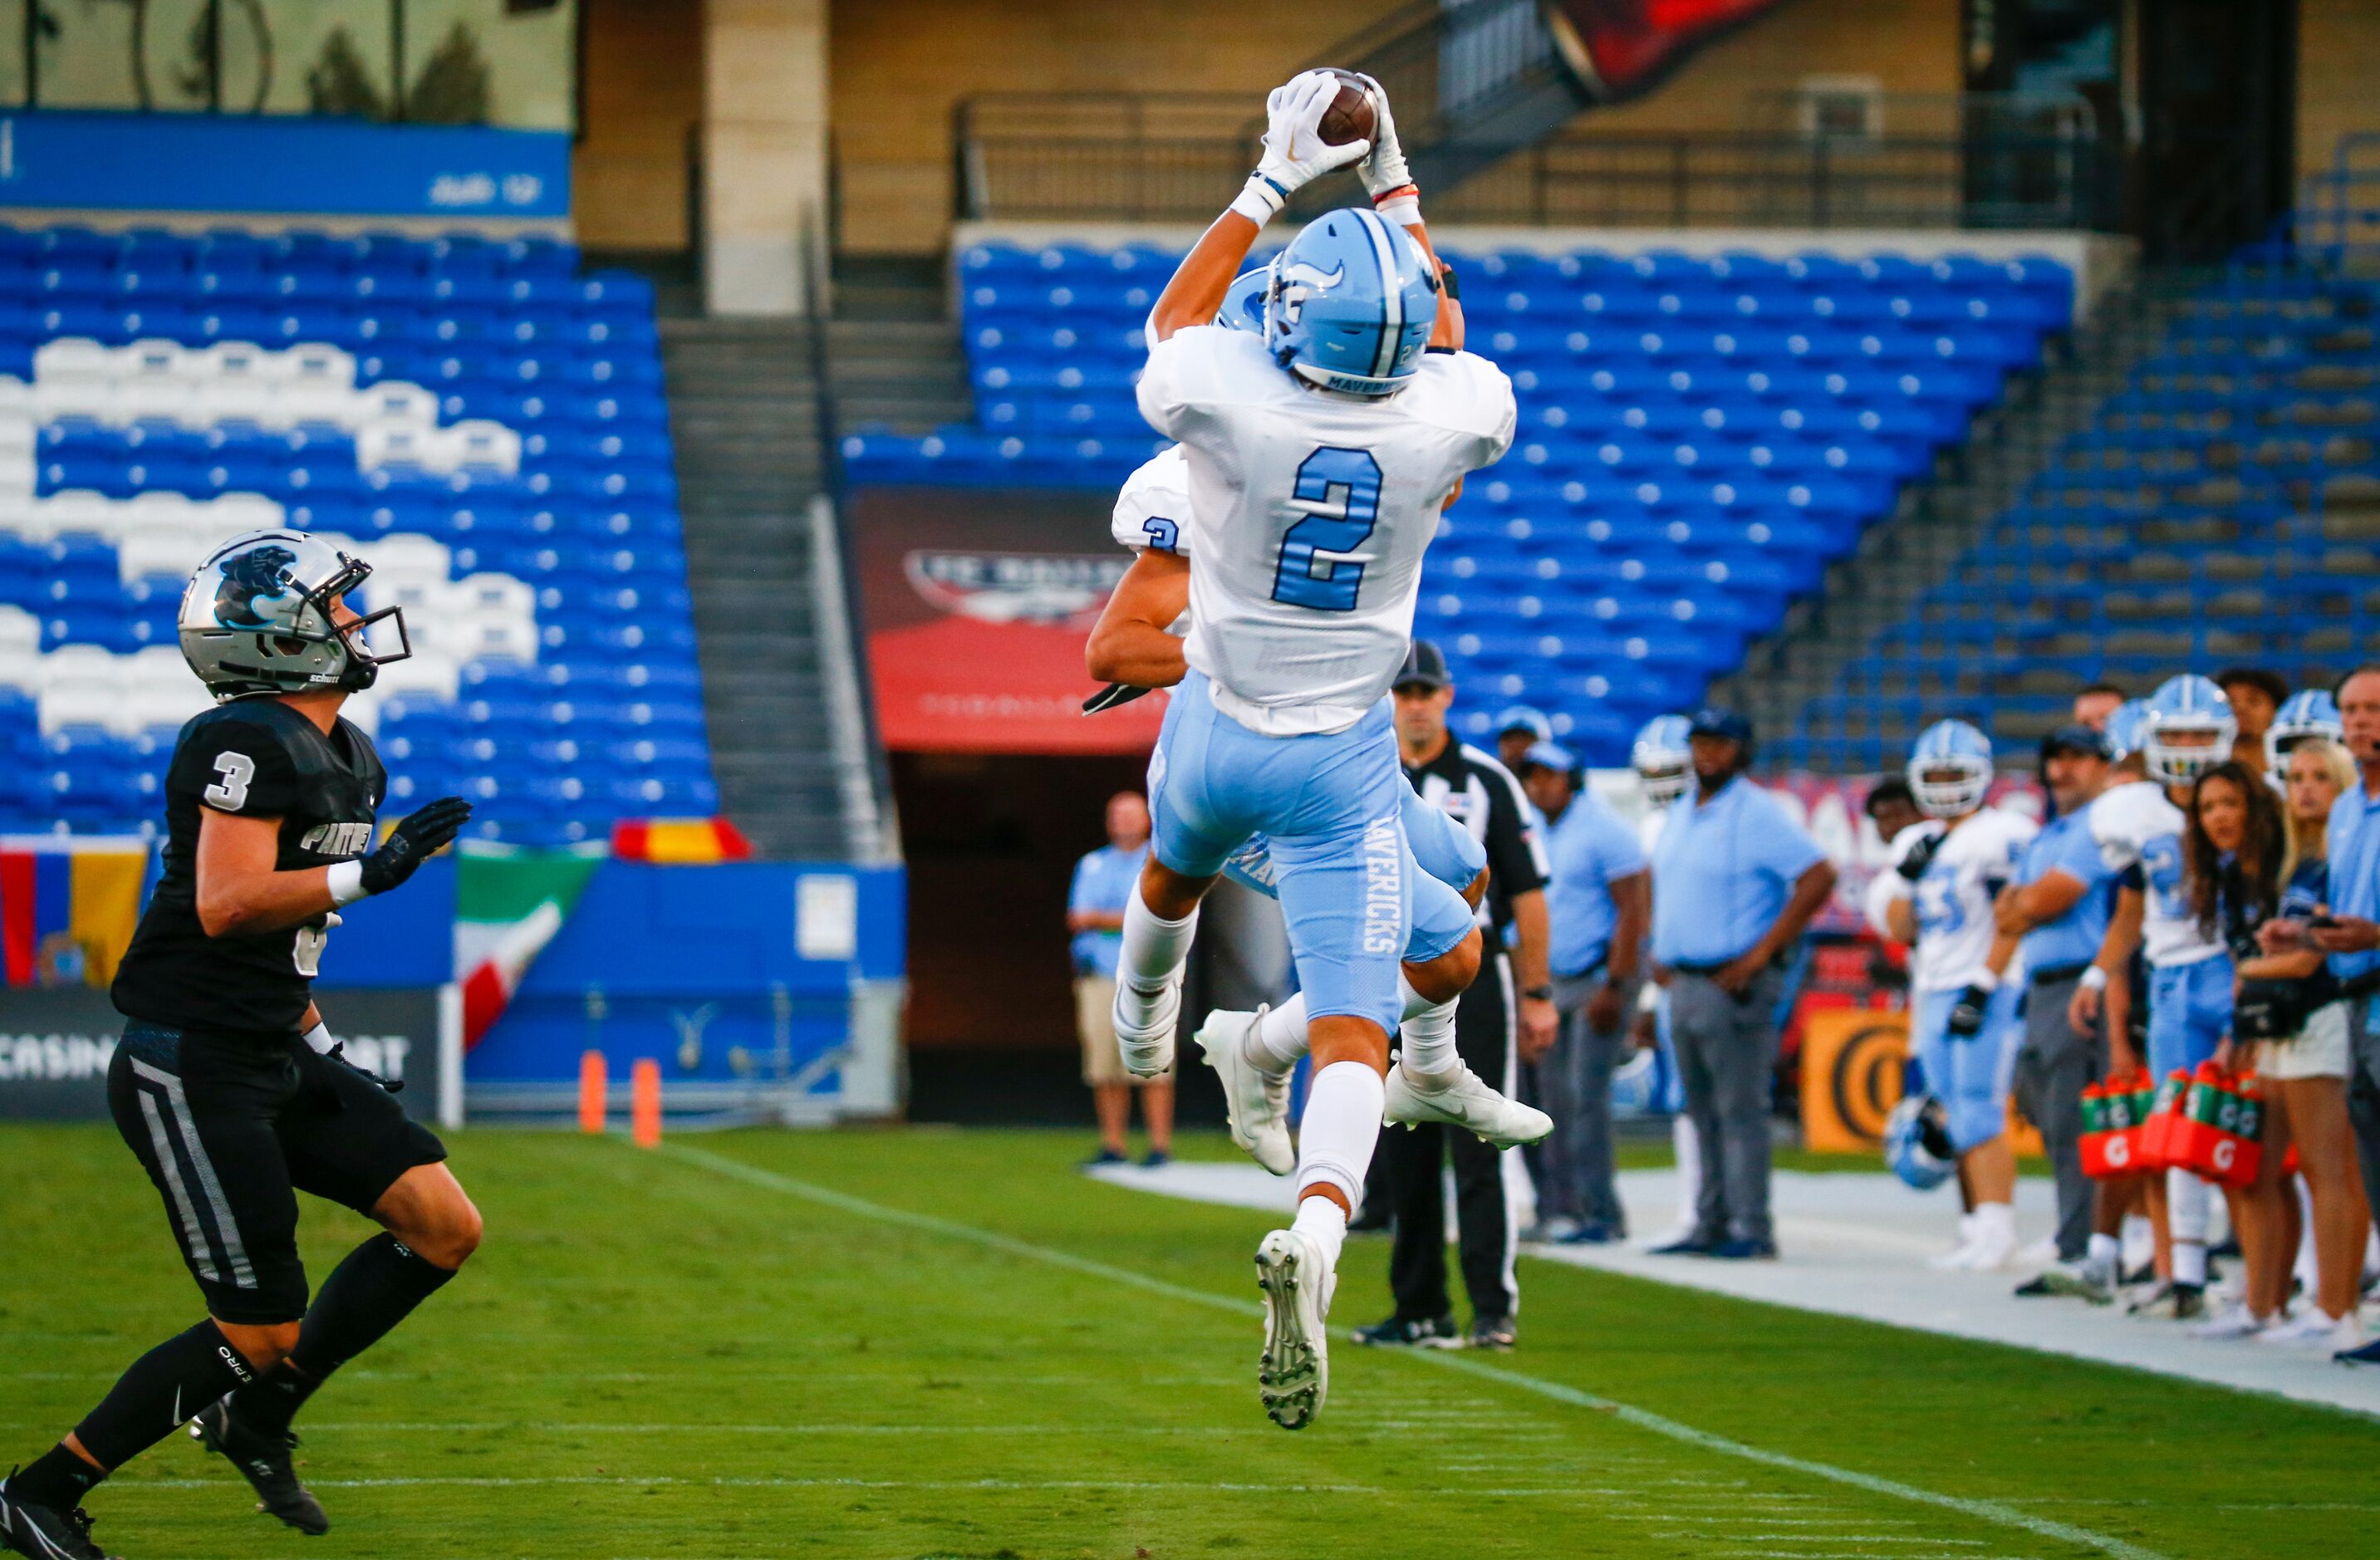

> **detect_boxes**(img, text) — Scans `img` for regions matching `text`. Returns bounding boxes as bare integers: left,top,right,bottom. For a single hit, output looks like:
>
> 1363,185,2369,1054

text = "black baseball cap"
1394,640,1451,691
2039,724,2111,763
1688,705,1752,746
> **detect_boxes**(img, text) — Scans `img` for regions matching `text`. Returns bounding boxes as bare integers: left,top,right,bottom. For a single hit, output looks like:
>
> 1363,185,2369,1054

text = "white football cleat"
1255,1227,1334,1430
1111,969,1183,1077
1195,1007,1294,1175
1383,1062,1552,1148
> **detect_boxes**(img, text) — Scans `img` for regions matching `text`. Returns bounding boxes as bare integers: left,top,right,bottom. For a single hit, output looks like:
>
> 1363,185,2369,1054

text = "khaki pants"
1077,975,1172,1086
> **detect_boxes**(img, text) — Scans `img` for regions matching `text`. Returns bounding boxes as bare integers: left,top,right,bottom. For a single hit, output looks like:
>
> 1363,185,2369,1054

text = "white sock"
1672,1113,1700,1226
1975,1202,2015,1243
1113,894,1197,1031
1293,1061,1386,1229
2088,1232,2120,1273
1245,979,1450,1074
1291,1194,1351,1271
1249,994,1309,1072
1398,977,1460,1077
2174,1239,2208,1288
2167,1167,2211,1244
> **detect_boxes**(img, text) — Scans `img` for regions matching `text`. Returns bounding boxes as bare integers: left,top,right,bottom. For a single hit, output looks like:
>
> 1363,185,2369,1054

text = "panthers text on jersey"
2088,778,2224,969
112,697,386,1038
1136,326,1515,737
1867,807,2039,992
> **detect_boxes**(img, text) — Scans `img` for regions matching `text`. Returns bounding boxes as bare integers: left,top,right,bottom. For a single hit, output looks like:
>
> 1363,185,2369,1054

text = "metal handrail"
954,106,2112,230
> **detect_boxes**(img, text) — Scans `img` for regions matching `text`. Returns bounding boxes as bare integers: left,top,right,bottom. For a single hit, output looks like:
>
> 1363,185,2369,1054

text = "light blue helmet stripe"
1353,206,1404,381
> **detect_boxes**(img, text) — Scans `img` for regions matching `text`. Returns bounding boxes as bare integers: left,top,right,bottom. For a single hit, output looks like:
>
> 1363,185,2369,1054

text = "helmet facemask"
1909,757,1990,817
2145,719,2233,786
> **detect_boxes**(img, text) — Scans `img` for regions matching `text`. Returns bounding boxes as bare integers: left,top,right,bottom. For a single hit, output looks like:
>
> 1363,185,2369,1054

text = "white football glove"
1354,72,1415,209
1229,70,1371,227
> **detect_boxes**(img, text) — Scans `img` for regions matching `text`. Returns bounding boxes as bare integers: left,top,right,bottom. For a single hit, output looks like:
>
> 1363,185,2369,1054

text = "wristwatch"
1523,984,1554,1002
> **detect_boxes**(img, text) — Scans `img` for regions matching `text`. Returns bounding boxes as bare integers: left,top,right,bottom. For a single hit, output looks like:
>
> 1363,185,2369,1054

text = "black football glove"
1082,682,1155,715
358,796,473,895
1896,831,1941,882
1946,982,1994,1038
329,1041,404,1093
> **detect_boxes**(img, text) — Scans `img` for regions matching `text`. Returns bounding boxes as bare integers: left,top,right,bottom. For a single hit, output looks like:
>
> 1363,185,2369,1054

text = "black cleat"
1352,1313,1460,1348
188,1398,328,1536
0,1473,120,1560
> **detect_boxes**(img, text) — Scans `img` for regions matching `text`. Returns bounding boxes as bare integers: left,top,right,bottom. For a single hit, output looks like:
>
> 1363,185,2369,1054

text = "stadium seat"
0,222,712,834
842,238,2073,761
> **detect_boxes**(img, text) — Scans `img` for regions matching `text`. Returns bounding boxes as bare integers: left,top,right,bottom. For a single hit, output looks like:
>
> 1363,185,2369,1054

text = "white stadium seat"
351,380,440,428
0,605,40,679
33,338,113,384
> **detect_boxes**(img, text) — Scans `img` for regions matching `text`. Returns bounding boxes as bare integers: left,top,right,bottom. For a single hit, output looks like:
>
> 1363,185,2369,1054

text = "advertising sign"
851,488,1167,754
0,985,454,1125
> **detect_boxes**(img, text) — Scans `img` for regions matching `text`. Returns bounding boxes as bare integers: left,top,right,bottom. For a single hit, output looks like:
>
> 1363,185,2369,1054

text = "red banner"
851,488,1167,755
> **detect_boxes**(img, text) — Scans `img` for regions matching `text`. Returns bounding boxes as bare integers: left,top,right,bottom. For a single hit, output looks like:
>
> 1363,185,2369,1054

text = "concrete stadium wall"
827,0,1406,257
573,0,704,252
2299,0,2380,184
1575,0,1959,137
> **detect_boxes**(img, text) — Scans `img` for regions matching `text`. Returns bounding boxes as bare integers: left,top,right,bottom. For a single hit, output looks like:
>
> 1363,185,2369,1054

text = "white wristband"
1373,192,1421,227
326,860,369,907
1228,173,1288,228
302,1020,336,1056
2081,966,2109,992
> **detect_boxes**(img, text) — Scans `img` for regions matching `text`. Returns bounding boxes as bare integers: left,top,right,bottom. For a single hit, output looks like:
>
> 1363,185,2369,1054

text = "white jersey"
2090,779,2222,968
1111,447,1195,641
1866,807,2037,992
1137,326,1516,735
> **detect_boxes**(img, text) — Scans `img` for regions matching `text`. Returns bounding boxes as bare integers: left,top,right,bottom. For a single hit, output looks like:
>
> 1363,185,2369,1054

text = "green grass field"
5,1123,2375,1560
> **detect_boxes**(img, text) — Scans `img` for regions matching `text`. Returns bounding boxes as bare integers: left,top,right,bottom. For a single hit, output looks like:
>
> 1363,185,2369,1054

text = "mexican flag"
454,842,606,1049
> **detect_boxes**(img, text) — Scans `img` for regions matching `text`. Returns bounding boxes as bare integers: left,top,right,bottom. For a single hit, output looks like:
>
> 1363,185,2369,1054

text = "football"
1316,67,1376,146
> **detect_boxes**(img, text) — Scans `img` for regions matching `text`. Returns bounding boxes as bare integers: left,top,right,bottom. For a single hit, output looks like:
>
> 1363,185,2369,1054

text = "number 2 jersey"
1865,807,2038,993
1136,326,1515,736
112,697,387,1038
2089,778,2223,969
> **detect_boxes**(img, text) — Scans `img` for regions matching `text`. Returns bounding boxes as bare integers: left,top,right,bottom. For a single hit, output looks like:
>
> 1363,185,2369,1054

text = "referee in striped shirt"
1353,640,1554,1352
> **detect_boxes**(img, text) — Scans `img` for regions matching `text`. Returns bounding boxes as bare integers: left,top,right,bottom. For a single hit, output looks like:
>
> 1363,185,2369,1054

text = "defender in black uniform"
2,532,475,1560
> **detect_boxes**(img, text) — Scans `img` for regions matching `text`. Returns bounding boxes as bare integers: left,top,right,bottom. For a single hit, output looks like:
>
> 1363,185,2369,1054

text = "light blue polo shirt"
1649,775,1828,967
2325,778,2380,985
2014,809,2115,974
1545,790,1648,978
1069,842,1148,978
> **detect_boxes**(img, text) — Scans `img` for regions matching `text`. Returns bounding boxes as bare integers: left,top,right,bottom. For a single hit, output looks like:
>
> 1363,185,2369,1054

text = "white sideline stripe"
659,1144,2169,1560
215,1422,1282,1437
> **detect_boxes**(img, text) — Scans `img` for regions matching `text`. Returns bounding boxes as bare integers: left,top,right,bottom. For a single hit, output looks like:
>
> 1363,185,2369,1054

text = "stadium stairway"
827,258,972,437
660,318,851,857
1717,264,2194,769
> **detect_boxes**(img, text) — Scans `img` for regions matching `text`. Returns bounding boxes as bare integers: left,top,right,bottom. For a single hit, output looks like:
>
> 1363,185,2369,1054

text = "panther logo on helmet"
213,543,299,629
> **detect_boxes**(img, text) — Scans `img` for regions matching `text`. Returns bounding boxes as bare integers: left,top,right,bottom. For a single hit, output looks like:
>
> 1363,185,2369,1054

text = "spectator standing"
2232,738,2368,1349
2216,668,2291,774
1863,777,1926,849
2271,665,2380,1363
1996,726,2121,1299
1647,709,1838,1258
2075,684,2129,732
1494,706,1553,780
1068,791,1171,1167
1357,641,1553,1351
1519,743,1651,1244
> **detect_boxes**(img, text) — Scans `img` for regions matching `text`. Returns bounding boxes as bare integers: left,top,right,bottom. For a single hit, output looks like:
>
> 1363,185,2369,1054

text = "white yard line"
660,1143,2170,1560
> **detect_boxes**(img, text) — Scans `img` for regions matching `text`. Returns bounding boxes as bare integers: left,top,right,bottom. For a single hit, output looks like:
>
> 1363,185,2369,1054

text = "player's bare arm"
1084,550,1190,688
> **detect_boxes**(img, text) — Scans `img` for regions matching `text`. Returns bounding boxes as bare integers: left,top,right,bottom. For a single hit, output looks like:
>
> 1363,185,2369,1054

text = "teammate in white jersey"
2073,679,2237,1318
1089,433,1547,1180
1865,720,2037,1271
1097,71,1519,1430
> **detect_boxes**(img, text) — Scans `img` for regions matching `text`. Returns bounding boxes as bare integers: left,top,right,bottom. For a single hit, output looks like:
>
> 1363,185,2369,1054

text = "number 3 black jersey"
112,697,386,1039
